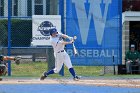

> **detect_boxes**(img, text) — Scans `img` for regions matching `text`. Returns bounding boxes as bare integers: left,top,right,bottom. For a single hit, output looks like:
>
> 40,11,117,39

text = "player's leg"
40,69,55,80
64,53,80,80
41,61,63,78
40,54,63,80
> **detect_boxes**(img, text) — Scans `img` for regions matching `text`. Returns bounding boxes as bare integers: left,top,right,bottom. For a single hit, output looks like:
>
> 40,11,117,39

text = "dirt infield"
1,78,140,88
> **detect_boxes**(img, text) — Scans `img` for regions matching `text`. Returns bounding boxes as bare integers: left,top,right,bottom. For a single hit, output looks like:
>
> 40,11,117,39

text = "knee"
53,68,60,73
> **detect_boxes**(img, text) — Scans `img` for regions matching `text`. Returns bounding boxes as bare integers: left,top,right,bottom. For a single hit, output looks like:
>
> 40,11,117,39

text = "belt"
57,50,64,53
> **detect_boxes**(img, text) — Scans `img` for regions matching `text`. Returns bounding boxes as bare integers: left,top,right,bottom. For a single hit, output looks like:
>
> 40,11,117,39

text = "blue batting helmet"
50,28,57,36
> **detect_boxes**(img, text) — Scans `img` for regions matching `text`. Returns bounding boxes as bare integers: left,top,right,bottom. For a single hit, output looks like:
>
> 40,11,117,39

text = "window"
0,0,4,16
46,0,50,15
27,0,50,16
34,0,43,15
35,0,43,4
12,0,18,16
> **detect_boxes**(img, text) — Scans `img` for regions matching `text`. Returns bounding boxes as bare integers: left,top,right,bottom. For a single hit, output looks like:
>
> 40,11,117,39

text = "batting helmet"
50,28,58,36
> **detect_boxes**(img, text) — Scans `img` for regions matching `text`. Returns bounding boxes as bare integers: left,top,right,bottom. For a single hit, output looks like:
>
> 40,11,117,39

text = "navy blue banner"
66,0,122,66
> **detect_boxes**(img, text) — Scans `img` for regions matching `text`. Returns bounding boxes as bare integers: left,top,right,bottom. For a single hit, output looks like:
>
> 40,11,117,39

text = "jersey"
50,33,72,73
51,33,65,53
125,50,140,61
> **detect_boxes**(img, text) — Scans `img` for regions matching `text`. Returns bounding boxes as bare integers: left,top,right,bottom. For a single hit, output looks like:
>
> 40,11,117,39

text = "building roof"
122,11,140,24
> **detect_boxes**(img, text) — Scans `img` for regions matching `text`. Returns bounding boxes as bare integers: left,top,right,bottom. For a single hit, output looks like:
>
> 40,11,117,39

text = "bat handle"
72,42,75,47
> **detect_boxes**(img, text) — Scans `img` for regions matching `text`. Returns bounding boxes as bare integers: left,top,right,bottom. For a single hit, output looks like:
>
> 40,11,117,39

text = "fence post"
8,0,12,76
58,0,65,76
47,47,55,71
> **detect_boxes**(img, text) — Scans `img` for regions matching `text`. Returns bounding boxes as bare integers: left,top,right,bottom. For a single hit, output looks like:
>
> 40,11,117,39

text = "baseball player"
0,55,21,81
40,28,80,81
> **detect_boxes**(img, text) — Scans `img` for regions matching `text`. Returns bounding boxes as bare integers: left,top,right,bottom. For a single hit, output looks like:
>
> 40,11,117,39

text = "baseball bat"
73,43,78,55
72,36,78,56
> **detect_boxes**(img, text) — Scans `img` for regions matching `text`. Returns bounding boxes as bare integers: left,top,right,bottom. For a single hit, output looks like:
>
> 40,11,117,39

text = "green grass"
12,62,47,77
10,62,140,79
64,66,103,77
11,62,103,77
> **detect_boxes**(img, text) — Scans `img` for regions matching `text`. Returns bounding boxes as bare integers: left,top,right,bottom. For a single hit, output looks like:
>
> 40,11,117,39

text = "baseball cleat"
73,76,80,81
40,72,47,80
40,75,46,80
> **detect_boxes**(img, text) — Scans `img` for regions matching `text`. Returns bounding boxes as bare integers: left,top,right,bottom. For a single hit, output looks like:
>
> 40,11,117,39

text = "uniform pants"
53,51,72,73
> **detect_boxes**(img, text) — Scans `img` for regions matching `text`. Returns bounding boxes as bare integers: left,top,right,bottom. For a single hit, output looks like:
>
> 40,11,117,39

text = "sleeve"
51,39,56,46
51,38,64,46
57,40,64,44
57,37,64,44
57,34,65,44
58,33,73,40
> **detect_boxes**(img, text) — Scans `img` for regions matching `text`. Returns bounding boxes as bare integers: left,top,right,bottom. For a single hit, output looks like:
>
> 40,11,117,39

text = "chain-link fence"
0,0,123,78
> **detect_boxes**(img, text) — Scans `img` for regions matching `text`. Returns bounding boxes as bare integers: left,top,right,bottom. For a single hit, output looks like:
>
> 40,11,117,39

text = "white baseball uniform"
51,33,73,73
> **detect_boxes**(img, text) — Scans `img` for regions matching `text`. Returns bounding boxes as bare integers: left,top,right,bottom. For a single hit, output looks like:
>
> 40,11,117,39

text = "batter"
40,28,80,81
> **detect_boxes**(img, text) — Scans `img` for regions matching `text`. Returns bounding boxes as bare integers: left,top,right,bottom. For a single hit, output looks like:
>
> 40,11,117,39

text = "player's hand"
70,39,74,44
68,37,73,41
70,36,77,44
73,36,77,40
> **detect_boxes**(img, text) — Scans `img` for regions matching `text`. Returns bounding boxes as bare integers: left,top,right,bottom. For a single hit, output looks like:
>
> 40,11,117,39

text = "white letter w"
72,0,112,45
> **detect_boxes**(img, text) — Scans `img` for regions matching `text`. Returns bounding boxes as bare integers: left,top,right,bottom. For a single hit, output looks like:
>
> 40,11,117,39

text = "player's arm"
51,38,73,46
56,33,74,45
62,40,74,45
57,39,74,45
0,55,21,65
61,34,73,40
3,56,15,61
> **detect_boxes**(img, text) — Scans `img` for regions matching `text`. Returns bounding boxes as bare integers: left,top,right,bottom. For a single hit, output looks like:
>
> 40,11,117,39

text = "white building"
122,11,140,64
0,0,58,17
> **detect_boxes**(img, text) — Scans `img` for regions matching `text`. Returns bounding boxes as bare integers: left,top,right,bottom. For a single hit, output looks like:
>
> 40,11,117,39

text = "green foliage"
11,19,32,47
0,19,32,47
0,20,8,46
